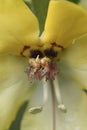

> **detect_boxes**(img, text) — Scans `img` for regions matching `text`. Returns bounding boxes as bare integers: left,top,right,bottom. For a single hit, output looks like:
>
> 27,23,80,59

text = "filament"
29,77,48,114
53,76,67,112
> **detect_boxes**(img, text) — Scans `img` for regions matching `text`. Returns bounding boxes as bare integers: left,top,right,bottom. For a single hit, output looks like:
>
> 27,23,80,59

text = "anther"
29,106,43,114
53,76,67,113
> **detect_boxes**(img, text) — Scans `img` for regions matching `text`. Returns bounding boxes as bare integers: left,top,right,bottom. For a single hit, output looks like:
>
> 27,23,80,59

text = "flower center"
26,56,66,130
26,56,58,80
26,55,66,110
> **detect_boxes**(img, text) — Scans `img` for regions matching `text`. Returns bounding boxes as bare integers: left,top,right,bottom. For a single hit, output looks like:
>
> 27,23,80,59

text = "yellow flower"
0,0,87,130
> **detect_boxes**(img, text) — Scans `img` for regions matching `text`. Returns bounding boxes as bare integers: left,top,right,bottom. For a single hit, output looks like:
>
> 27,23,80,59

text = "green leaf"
67,0,80,4
9,101,28,130
31,0,50,33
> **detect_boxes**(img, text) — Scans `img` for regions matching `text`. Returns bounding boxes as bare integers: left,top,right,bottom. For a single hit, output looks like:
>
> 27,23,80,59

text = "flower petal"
42,0,87,49
0,55,36,130
0,0,40,56
21,74,87,130
59,34,87,89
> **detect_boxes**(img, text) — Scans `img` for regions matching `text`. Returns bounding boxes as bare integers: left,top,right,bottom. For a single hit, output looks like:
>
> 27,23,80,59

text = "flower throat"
26,52,66,130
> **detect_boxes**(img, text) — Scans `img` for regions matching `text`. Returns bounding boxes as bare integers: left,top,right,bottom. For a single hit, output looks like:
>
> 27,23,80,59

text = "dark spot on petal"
51,42,64,50
37,44,44,48
30,49,43,58
20,45,30,57
44,48,58,58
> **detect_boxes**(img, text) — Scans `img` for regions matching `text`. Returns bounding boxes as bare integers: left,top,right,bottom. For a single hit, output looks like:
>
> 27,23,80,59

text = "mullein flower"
0,0,87,130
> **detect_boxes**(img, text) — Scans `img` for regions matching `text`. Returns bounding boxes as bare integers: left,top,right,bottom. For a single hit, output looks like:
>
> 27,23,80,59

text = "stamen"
29,77,48,114
53,76,67,113
26,56,58,81
42,77,49,105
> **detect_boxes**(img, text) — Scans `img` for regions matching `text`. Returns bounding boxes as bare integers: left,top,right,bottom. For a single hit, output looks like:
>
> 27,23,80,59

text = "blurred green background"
24,0,80,33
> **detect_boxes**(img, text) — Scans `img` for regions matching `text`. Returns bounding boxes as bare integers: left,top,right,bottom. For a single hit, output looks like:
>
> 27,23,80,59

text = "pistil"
50,80,56,130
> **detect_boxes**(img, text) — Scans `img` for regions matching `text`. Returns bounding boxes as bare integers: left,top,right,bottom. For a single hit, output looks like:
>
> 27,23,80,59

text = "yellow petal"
42,0,87,50
0,0,40,56
60,34,87,89
21,75,87,130
0,55,36,130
